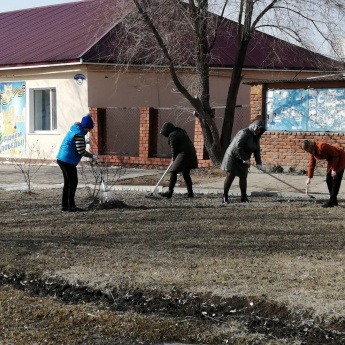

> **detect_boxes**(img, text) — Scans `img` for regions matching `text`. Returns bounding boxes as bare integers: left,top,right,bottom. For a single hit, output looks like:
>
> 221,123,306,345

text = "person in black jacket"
159,122,198,199
221,120,265,203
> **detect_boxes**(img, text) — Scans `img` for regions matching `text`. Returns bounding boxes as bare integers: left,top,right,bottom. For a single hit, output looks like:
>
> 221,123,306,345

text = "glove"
257,164,263,171
243,160,250,165
92,154,98,161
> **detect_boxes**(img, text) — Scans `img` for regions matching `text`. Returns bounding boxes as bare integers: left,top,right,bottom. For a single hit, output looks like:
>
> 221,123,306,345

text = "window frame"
29,87,57,134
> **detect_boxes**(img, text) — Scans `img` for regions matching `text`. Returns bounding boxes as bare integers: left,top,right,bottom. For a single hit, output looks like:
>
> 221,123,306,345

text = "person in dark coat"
159,122,198,198
301,140,345,208
57,113,97,212
221,120,265,203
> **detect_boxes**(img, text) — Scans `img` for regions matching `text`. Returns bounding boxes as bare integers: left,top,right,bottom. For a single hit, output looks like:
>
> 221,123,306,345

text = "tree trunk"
220,38,250,154
196,110,223,167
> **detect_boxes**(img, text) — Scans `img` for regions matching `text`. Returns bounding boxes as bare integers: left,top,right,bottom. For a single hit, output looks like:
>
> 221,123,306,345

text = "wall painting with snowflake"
265,88,345,132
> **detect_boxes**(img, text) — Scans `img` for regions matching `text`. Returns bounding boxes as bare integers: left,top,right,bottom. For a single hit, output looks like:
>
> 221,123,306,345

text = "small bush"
270,165,284,173
297,169,308,175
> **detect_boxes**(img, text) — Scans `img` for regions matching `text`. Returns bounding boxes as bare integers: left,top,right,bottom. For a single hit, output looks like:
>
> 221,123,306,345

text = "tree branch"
132,0,202,109
208,0,229,52
251,0,279,31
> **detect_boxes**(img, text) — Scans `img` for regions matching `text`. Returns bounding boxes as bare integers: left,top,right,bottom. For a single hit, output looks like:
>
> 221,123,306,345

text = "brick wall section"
89,107,170,168
193,117,204,161
89,107,101,154
138,107,150,160
89,107,213,169
250,85,264,122
193,117,212,168
261,132,345,169
248,85,345,170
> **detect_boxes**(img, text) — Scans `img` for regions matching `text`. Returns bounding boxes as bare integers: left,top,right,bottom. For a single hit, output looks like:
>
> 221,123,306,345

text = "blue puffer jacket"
57,123,87,166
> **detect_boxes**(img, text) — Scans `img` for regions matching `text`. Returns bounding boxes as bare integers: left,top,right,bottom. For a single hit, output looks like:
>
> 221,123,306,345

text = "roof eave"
244,74,345,86
0,59,83,71
0,58,338,75
82,60,337,73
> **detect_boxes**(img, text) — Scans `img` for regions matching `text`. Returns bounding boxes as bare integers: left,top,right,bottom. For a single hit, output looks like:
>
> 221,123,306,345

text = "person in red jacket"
301,140,345,208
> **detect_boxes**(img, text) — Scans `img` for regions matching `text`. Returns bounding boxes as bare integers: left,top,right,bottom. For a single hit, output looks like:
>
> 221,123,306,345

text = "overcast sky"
0,0,83,13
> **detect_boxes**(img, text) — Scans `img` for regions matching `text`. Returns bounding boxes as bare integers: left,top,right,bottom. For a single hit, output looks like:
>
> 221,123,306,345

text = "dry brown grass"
0,188,344,344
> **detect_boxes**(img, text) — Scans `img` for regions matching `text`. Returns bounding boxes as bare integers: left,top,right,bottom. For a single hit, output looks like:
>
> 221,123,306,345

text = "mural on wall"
266,88,345,132
0,82,26,154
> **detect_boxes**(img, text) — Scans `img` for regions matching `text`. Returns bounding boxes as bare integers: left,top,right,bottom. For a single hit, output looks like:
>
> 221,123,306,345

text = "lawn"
0,188,344,344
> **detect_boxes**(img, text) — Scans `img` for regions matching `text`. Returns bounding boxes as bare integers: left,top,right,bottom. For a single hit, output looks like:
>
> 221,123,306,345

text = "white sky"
0,0,83,13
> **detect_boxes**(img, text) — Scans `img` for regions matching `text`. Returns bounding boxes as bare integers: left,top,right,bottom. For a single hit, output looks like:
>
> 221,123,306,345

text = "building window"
30,88,57,132
266,88,345,132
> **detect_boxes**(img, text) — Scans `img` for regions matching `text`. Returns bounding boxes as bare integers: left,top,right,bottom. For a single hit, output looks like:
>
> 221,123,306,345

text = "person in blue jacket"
57,113,97,212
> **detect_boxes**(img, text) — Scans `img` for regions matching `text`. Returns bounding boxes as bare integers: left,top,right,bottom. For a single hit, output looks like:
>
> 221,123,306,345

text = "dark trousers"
326,169,344,205
169,169,193,193
57,159,78,209
223,173,247,199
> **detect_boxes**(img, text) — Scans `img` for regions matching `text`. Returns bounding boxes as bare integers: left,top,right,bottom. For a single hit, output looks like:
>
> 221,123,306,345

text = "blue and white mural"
0,82,26,153
266,88,345,132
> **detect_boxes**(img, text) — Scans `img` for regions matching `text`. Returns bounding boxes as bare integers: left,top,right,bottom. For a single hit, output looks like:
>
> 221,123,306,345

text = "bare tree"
95,0,345,166
11,140,55,193
78,158,125,203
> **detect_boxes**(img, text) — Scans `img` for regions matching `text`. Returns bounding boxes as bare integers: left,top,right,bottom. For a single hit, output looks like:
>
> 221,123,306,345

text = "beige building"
0,1,339,166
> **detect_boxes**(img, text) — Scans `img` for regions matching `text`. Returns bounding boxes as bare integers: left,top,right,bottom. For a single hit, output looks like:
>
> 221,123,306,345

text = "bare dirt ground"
1,170,345,344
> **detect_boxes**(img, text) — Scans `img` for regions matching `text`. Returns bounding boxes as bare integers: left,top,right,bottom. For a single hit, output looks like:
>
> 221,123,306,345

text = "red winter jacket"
308,141,345,178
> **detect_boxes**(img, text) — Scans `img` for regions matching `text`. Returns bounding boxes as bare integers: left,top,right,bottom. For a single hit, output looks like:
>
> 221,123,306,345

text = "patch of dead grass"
1,189,345,344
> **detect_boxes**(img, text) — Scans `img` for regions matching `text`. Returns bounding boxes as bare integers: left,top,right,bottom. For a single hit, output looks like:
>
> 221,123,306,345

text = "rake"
146,160,173,198
251,163,316,199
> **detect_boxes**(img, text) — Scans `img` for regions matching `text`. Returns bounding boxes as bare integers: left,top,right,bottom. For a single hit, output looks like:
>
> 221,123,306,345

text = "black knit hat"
160,122,175,137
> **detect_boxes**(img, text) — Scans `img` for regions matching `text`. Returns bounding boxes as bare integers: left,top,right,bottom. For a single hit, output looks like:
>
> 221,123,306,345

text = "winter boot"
68,206,85,212
240,195,249,203
322,200,338,208
184,186,194,198
159,190,173,199
184,191,194,198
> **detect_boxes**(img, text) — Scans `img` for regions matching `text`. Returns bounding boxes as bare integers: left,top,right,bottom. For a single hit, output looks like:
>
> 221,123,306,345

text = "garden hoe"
146,160,174,198
251,163,316,200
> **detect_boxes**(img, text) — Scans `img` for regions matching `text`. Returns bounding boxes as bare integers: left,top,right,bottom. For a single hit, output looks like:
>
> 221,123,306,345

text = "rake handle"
250,163,314,198
150,160,174,195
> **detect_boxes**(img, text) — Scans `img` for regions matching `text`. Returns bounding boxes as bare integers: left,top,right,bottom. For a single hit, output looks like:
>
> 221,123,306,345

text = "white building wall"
87,66,321,108
0,63,324,161
0,66,89,160
87,68,249,108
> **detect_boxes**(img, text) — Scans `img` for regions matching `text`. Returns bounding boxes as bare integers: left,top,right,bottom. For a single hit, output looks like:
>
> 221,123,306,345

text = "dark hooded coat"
221,120,265,178
160,122,198,173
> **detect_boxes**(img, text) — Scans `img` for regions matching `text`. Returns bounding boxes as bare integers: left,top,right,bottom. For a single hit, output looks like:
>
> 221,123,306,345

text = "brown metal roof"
0,0,341,71
208,21,341,71
0,0,127,66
